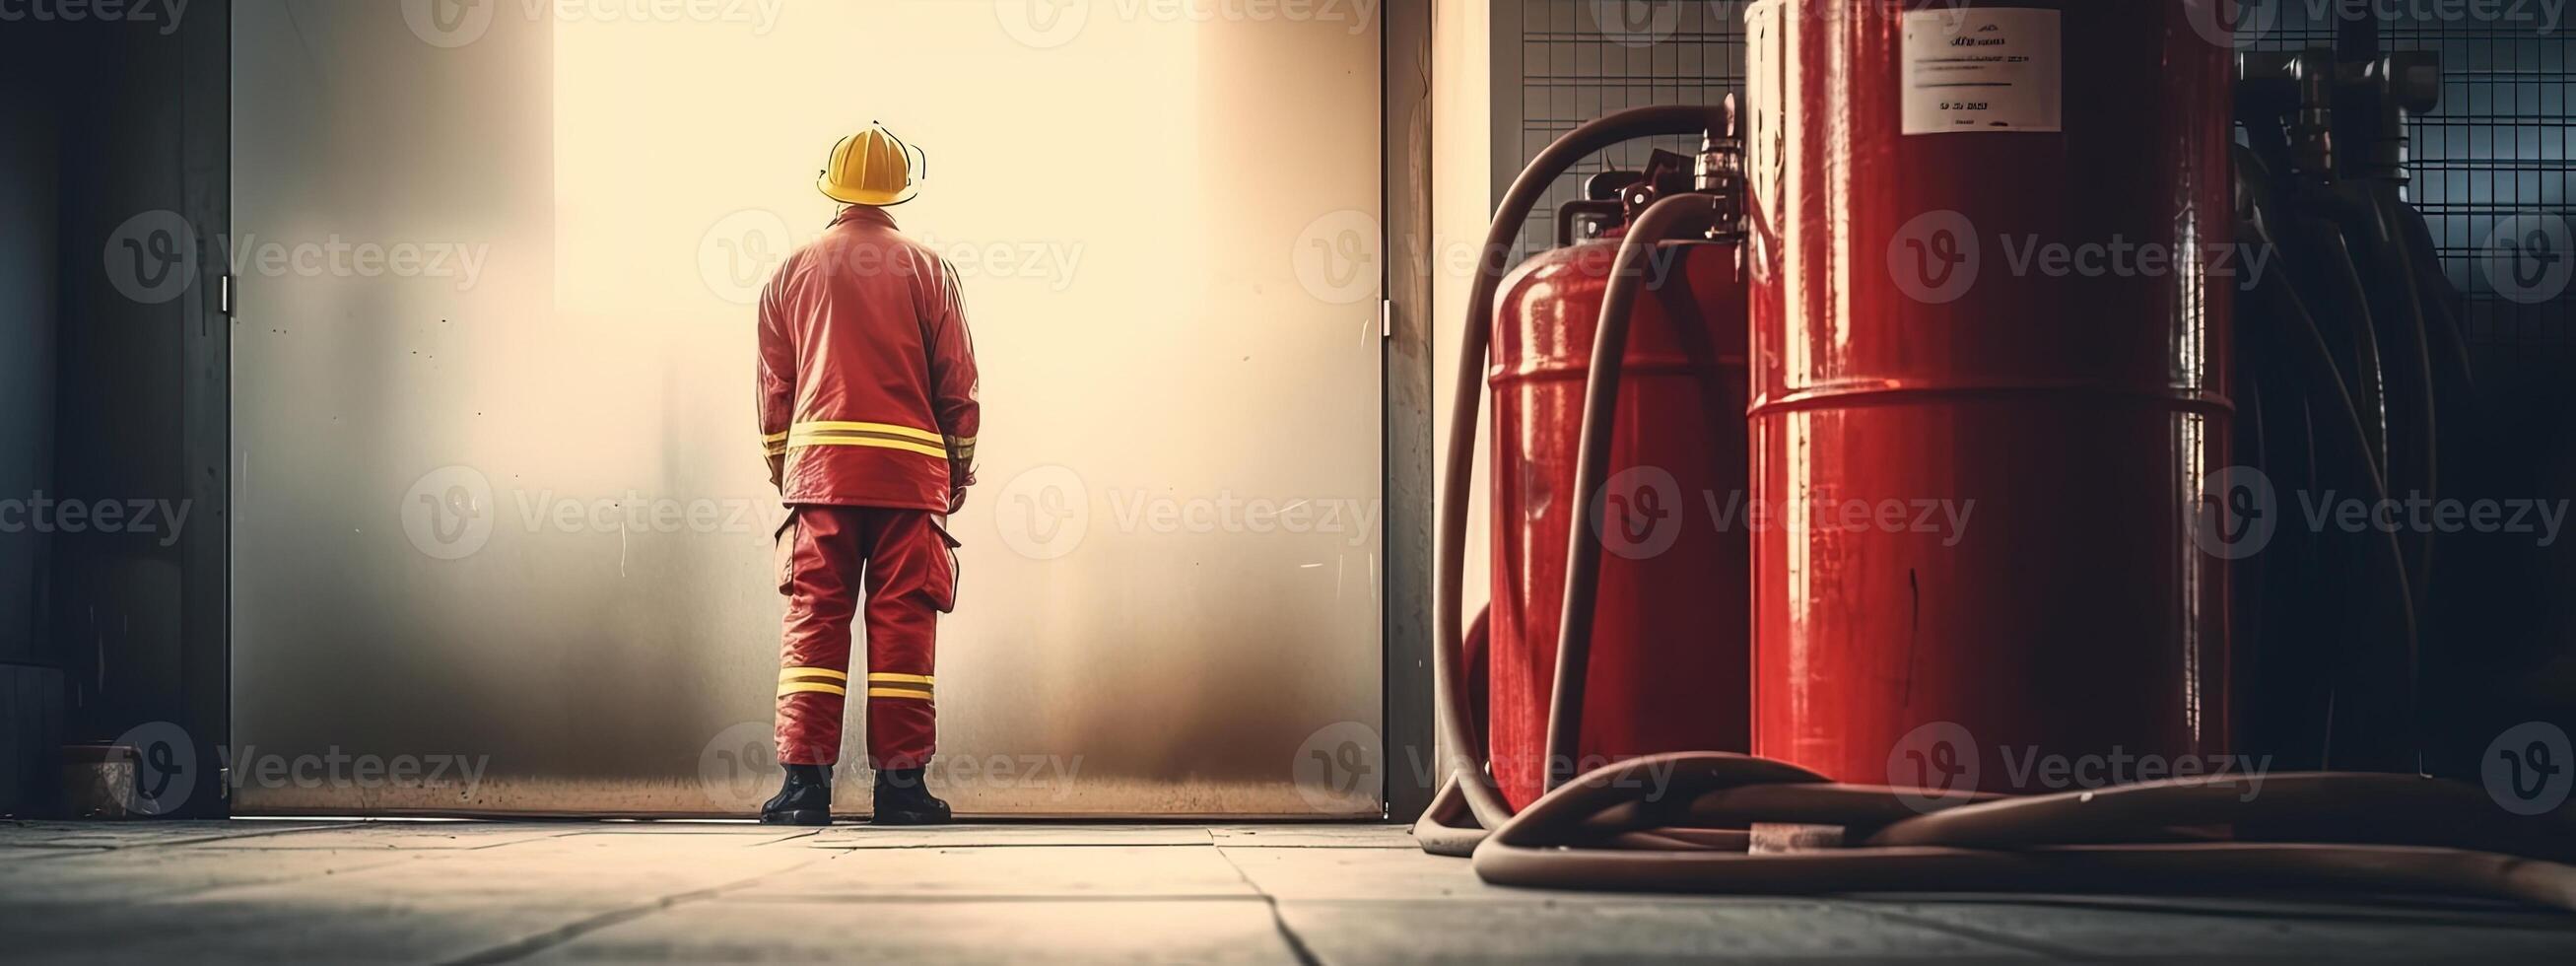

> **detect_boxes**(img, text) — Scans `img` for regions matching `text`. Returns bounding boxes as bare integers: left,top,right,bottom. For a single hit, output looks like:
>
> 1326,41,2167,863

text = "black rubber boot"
759,764,834,826
870,767,952,826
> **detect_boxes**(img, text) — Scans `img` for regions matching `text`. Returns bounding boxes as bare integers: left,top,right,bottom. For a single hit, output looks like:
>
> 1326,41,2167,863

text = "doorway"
230,0,1386,816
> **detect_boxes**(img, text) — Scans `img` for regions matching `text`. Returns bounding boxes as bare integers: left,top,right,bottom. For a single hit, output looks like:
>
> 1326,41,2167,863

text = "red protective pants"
774,506,957,770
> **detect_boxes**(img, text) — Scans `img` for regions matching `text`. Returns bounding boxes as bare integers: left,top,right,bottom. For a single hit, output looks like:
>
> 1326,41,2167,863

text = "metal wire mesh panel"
1497,2,2572,351
2244,2,2574,352
1505,1,1749,261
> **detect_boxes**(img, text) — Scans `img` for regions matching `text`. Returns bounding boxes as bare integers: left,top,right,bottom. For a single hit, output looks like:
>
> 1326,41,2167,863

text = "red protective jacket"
759,207,980,511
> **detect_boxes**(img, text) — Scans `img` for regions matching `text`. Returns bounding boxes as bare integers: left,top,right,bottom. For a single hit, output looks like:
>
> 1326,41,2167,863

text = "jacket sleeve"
924,258,982,491
756,271,797,490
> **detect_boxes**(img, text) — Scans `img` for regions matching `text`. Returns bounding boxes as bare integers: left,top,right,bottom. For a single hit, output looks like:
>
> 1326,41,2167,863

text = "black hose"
1429,104,1733,838
2298,211,2393,489
2391,196,2478,399
2351,182,2441,607
2235,143,2428,769
2241,214,2424,768
1540,193,1724,794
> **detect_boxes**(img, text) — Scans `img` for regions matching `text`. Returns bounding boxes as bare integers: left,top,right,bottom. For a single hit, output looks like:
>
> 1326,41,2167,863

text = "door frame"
1380,0,1436,822
212,2,1420,821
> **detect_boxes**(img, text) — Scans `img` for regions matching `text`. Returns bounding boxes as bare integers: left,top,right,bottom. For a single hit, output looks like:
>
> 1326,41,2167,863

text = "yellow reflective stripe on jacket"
785,421,948,459
793,421,944,446
785,432,947,459
762,430,790,456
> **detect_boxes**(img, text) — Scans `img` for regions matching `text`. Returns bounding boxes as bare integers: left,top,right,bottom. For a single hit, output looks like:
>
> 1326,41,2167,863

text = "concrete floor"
3,821,2575,963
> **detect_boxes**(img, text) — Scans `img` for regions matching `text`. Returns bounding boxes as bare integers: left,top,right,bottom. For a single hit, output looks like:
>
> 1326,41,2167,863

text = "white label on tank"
1900,7,2062,134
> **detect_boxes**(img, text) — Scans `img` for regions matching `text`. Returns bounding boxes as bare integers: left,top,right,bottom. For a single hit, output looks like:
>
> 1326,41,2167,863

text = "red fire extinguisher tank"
1489,233,1749,809
1744,1,2233,791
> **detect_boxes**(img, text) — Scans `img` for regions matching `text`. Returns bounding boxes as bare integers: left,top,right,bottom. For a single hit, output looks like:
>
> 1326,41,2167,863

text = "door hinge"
1380,299,1393,339
219,275,237,317
217,767,231,799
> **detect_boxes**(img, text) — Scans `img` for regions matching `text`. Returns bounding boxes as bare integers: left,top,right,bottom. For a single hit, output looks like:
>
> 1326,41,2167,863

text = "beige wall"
1432,0,1493,631
1427,0,1493,782
234,0,1383,817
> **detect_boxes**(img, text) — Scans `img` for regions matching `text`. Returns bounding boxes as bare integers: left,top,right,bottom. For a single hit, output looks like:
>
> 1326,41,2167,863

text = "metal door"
232,0,1384,816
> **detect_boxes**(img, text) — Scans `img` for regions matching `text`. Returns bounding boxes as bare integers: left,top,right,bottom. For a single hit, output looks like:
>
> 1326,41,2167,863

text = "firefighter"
758,124,978,826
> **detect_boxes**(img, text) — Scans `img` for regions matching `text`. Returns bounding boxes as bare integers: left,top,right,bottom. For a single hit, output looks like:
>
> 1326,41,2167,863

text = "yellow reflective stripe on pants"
781,667,848,681
780,681,847,697
867,687,933,700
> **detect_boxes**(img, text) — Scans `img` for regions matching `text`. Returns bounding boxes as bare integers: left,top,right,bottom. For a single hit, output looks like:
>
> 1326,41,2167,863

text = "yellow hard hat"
817,124,922,206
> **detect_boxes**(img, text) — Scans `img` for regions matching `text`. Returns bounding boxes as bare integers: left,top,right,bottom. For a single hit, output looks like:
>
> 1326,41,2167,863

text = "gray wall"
0,3,229,817
0,48,65,817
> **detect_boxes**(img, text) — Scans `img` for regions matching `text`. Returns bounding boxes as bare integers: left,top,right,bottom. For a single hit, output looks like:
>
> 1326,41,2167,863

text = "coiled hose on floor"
1413,104,2576,911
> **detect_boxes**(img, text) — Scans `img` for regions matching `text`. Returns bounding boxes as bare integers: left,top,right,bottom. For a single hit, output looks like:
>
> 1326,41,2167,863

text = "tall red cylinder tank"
1743,0,2235,794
